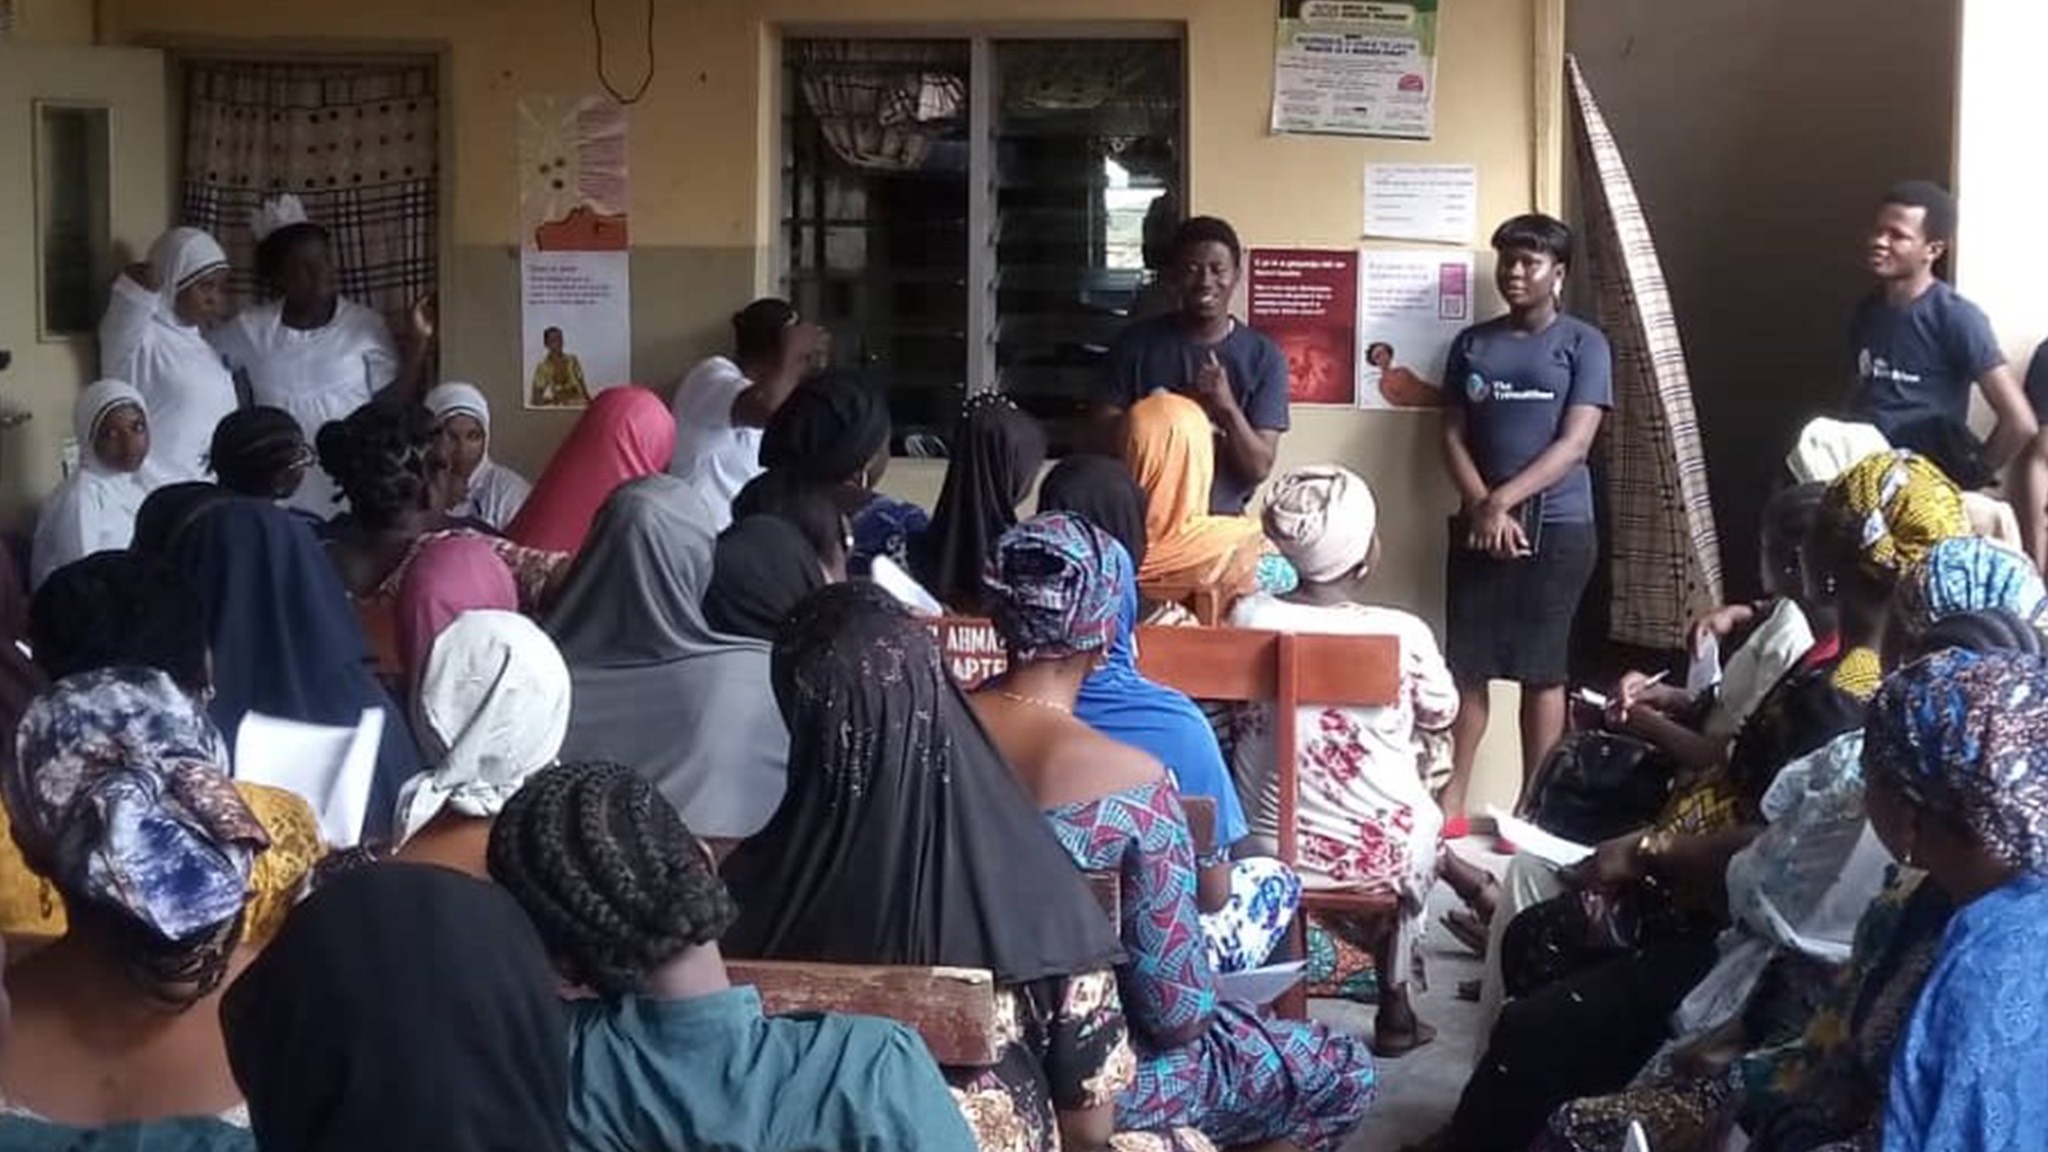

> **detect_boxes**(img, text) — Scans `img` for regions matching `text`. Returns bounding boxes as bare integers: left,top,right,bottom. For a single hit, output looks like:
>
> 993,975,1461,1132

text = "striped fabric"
1567,55,1725,650
178,60,438,322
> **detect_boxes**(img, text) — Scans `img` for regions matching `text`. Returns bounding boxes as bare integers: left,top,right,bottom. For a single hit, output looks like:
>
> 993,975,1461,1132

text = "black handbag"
1525,729,1676,845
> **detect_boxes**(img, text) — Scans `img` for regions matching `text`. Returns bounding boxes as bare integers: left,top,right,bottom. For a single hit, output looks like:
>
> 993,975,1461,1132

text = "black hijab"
1038,453,1150,574
912,396,1048,608
222,863,568,1152
131,481,231,556
722,582,1124,986
758,369,892,486
703,515,827,642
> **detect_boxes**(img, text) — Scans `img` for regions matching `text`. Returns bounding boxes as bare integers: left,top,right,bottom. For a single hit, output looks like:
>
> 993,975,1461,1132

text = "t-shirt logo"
1859,348,1922,386
1465,372,1488,404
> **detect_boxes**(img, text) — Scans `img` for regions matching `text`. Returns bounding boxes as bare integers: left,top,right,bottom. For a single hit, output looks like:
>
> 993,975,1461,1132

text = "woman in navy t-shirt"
1437,213,1613,828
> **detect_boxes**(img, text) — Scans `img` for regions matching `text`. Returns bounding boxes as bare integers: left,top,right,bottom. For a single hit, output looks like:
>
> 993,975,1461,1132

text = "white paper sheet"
233,708,386,848
871,555,945,618
1624,1121,1652,1152
1688,630,1723,695
1364,163,1478,244
1214,961,1307,1007
1486,808,1594,868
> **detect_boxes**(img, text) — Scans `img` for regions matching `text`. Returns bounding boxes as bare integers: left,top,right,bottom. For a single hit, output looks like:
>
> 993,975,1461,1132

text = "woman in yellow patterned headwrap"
1821,448,1969,577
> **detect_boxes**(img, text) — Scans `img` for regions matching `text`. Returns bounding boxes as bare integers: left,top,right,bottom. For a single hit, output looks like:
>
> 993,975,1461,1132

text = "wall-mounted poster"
1271,0,1439,140
1246,248,1360,407
1357,248,1474,411
518,95,631,410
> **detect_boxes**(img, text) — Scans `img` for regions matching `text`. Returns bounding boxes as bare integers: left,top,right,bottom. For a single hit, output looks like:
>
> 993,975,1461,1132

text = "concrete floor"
1318,846,1502,1152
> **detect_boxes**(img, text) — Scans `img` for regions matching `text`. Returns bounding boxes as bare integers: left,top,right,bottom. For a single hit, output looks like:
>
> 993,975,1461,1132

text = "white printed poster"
1356,248,1474,411
518,95,631,410
1271,0,1440,140
1364,163,1478,245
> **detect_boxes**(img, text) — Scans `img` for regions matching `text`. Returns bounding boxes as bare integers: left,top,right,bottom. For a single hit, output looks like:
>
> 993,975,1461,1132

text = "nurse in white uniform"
32,380,153,589
97,228,236,485
424,382,532,531
210,194,432,516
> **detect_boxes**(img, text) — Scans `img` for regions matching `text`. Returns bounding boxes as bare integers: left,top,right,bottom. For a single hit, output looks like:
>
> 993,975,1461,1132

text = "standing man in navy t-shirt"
1847,181,2043,562
1100,216,1290,514
1438,214,1612,828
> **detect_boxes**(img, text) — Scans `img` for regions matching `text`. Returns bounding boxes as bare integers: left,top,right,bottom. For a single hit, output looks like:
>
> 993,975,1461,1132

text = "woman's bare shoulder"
1050,723,1168,794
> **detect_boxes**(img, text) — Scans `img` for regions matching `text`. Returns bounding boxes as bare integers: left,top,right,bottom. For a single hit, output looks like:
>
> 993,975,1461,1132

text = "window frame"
770,21,1188,424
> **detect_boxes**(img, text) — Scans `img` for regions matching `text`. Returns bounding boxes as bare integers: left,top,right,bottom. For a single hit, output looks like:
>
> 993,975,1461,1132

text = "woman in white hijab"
424,382,532,530
97,227,237,484
390,610,571,877
1227,463,1456,1057
31,381,153,589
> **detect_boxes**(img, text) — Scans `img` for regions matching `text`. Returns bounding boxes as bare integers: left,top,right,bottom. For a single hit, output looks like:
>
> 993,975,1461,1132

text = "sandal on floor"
1440,907,1488,956
1371,1019,1439,1059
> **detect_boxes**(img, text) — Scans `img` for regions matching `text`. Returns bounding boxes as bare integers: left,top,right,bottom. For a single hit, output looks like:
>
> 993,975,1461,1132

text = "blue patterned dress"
1043,779,1376,1152
1883,873,2048,1152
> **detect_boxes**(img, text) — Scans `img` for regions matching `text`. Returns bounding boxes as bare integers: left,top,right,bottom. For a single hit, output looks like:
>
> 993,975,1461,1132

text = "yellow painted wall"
101,0,1547,809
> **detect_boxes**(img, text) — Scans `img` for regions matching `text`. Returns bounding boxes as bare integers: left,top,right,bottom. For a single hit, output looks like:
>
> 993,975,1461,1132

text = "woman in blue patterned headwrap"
1863,647,2048,1152
976,512,1375,1152
0,666,268,1149
1893,535,2048,644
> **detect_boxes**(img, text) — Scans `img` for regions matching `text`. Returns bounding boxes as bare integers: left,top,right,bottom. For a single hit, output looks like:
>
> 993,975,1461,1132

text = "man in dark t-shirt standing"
1847,181,2043,562
1100,216,1290,514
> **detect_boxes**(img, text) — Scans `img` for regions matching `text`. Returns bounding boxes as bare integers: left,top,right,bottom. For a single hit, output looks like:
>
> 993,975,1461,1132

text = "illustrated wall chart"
518,95,631,410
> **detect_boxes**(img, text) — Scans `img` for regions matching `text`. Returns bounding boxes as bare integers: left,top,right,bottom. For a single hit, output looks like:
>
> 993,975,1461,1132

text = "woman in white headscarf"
31,381,153,589
98,227,237,483
424,382,532,530
1227,463,1456,1057
390,610,571,877
211,195,433,516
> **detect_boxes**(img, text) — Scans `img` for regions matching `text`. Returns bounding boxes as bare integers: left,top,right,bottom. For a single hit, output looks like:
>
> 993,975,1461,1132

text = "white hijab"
425,381,529,528
147,227,229,326
31,380,151,589
392,610,572,847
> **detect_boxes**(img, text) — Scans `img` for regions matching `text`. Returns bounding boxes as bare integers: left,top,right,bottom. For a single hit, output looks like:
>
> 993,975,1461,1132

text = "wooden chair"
726,959,1003,1067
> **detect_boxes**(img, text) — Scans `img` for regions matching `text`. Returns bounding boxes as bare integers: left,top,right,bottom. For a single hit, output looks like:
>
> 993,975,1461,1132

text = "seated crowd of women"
13,207,2043,1152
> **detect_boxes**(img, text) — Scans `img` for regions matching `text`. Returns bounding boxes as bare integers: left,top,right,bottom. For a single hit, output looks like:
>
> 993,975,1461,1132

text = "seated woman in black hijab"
757,370,925,576
910,393,1047,612
722,582,1206,1152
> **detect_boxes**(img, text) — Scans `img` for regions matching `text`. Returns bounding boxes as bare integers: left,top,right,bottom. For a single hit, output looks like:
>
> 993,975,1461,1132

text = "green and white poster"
1271,0,1439,140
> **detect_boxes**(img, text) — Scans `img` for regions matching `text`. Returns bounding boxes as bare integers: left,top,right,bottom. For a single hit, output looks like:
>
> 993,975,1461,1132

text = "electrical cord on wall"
590,0,655,105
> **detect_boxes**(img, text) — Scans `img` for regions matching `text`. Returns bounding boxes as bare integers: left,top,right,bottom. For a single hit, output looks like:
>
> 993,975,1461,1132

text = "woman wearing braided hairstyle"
487,760,975,1152
207,406,316,506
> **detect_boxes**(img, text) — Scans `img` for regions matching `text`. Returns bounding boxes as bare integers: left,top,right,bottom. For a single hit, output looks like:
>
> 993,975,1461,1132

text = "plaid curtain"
179,60,438,320
1568,55,1725,650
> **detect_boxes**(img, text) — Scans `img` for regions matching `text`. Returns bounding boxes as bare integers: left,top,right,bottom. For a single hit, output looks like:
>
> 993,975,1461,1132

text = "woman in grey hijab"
545,474,788,848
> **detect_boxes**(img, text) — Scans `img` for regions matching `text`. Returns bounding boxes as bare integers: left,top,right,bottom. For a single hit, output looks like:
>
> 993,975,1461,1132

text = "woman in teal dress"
977,513,1377,1152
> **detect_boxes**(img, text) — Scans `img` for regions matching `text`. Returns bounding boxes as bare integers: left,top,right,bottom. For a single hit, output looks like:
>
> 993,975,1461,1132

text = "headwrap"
911,394,1048,608
1824,449,1968,575
393,611,571,848
169,498,421,841
424,380,491,433
984,512,1122,663
722,581,1125,984
222,863,569,1152
758,370,892,486
1915,609,2045,661
6,667,265,943
505,385,675,554
144,227,229,317
547,475,789,840
1866,647,2048,874
1262,464,1379,582
1121,391,1265,591
1785,417,1891,485
703,515,827,642
395,534,521,685
1898,537,2048,638
1038,453,1149,572
73,379,146,469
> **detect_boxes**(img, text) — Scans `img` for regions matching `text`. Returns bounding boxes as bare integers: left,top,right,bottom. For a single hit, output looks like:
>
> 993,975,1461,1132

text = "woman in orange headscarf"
1122,391,1270,594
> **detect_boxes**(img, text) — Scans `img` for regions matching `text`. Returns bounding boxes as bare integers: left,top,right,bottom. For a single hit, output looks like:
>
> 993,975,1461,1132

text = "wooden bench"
726,959,1003,1067
1137,579,1229,626
1132,626,1404,1019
